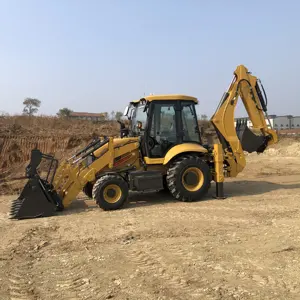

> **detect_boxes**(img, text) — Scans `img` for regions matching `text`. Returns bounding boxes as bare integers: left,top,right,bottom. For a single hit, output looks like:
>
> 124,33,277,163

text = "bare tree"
200,114,208,121
101,112,109,121
57,107,73,118
22,98,41,116
115,111,123,121
110,110,116,120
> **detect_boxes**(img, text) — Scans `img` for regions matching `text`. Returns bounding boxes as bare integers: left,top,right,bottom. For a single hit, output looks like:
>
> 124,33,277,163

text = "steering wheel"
147,136,157,150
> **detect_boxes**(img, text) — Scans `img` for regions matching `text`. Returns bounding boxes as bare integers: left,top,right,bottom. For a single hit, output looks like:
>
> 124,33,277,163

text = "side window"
149,104,177,158
149,104,176,139
181,105,200,142
160,106,176,135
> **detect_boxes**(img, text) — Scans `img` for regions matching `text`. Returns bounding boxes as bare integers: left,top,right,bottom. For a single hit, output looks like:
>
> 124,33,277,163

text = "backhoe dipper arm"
210,65,278,177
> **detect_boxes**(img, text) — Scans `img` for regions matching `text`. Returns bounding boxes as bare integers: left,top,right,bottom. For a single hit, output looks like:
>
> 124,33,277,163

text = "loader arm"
210,65,278,177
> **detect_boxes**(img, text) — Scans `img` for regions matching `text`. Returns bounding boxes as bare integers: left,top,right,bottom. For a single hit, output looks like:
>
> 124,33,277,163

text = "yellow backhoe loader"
10,65,278,219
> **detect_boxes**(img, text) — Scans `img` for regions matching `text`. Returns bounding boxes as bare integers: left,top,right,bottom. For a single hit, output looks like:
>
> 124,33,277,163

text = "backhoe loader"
10,65,278,220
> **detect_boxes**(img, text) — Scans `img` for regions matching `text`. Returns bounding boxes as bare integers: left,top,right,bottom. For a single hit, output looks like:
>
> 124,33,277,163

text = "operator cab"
123,94,202,158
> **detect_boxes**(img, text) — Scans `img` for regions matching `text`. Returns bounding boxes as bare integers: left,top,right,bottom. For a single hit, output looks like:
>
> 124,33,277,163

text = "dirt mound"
0,136,92,195
264,143,300,157
245,137,300,157
0,115,119,137
0,115,122,194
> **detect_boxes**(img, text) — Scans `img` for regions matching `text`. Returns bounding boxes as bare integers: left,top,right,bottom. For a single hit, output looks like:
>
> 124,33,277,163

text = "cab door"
145,101,182,158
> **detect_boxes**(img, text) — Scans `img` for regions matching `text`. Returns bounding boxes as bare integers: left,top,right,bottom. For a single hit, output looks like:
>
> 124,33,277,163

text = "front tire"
166,155,211,202
92,174,129,210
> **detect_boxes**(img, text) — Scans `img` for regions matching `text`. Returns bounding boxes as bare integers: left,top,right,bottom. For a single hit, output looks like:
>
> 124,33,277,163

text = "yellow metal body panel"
131,94,198,104
210,65,278,177
52,137,140,207
163,143,207,165
143,144,207,165
143,157,164,164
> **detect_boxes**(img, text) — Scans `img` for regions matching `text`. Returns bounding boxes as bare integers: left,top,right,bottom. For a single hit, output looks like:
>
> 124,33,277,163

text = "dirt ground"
1,141,300,299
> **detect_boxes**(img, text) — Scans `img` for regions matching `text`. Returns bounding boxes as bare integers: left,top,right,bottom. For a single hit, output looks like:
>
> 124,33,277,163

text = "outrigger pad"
9,177,60,220
236,120,268,153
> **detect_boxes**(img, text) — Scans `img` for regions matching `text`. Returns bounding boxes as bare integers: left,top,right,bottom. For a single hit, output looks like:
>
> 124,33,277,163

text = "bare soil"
1,140,300,299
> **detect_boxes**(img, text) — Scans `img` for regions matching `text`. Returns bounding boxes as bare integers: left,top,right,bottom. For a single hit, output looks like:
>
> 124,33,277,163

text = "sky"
0,0,299,118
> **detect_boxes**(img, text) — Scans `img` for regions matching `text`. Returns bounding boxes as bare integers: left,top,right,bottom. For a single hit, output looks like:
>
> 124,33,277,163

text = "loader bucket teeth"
9,177,62,220
236,119,268,153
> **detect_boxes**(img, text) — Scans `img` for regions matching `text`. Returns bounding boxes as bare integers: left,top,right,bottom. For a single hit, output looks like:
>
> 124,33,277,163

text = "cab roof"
130,94,198,104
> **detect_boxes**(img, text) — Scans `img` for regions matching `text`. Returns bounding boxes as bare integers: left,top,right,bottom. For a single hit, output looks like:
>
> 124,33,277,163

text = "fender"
163,143,208,165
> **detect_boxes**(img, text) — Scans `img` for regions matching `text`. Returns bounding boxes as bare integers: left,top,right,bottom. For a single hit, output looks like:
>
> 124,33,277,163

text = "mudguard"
163,143,208,165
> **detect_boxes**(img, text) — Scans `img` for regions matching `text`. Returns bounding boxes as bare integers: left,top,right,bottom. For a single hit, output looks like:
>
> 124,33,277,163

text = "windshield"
131,104,147,135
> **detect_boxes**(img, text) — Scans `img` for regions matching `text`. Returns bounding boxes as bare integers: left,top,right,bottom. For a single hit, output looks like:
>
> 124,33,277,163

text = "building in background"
234,115,300,131
291,116,300,128
272,115,293,130
234,114,276,129
69,112,107,121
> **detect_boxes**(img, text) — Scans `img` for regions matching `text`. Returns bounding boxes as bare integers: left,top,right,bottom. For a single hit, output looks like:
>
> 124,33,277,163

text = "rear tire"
92,174,129,210
166,155,211,202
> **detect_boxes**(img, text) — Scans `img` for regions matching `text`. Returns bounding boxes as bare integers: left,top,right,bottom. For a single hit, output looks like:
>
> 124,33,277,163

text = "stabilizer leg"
215,182,226,199
213,143,227,200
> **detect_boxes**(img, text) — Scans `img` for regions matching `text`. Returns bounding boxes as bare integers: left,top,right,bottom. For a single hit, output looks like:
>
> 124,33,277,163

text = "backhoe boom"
210,65,278,177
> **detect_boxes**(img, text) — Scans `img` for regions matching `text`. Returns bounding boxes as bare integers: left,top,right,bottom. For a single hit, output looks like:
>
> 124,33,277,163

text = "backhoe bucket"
9,148,63,220
236,119,267,153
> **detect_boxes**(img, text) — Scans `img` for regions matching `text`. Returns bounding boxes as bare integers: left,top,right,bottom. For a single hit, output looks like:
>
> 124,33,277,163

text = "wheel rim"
103,184,122,203
182,167,204,192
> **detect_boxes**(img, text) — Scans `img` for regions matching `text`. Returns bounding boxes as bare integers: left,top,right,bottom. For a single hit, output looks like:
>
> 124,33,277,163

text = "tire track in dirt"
4,226,104,300
120,207,294,299
45,256,96,299
2,224,59,300
160,233,298,298
123,242,204,299
117,209,211,298
37,239,108,300
5,226,47,300
8,260,37,300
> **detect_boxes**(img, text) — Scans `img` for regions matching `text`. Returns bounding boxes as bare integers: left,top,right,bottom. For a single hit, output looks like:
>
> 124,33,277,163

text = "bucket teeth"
9,201,22,219
11,199,22,206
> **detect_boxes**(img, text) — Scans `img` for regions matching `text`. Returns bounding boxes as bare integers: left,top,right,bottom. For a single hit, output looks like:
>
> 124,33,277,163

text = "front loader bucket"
9,177,62,220
10,177,62,220
9,147,64,220
236,119,267,153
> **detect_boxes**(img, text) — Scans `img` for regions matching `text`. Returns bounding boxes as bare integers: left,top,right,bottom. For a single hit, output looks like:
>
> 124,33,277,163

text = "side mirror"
123,106,129,117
